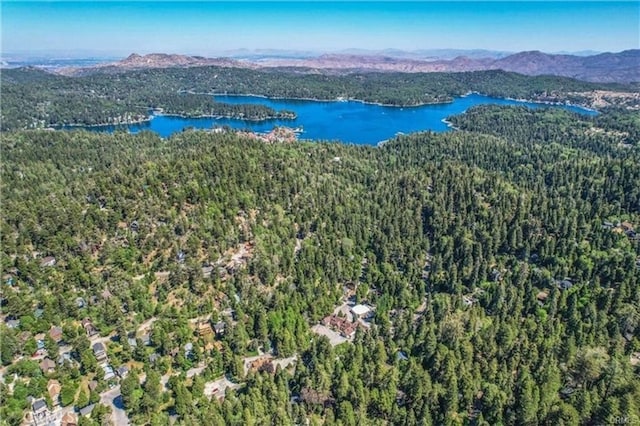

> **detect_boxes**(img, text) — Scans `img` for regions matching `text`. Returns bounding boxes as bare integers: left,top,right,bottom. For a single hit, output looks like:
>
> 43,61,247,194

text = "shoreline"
209,91,597,112
159,112,296,121
56,110,296,129
189,90,451,108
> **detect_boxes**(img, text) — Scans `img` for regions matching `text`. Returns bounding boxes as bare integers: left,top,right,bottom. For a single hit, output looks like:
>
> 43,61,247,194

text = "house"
184,342,194,357
116,365,129,378
621,221,635,232
47,379,61,406
40,256,56,267
249,356,275,374
201,265,214,278
57,352,74,366
61,411,79,426
322,315,358,338
5,318,20,329
39,358,56,374
81,318,98,337
127,337,138,348
196,321,213,337
351,304,372,319
93,342,108,362
214,321,226,337
88,380,99,392
299,387,334,407
462,295,476,307
49,326,63,342
101,288,112,300
558,278,573,290
102,364,115,380
537,291,549,306
31,398,49,419
79,404,96,417
396,351,409,361
140,333,151,346
130,220,139,232
490,269,503,282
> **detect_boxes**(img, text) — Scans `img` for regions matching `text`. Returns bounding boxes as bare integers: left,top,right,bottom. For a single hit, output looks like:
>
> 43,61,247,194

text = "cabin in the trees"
102,364,116,380
49,325,63,342
117,365,129,378
79,404,96,417
537,291,549,306
40,256,56,267
93,342,108,362
31,398,49,421
196,321,213,336
82,318,98,337
214,321,226,336
61,411,79,426
39,358,56,374
140,333,152,346
47,379,61,407
5,318,20,329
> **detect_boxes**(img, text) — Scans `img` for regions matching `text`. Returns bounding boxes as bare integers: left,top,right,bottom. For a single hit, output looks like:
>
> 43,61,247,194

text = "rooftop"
351,304,371,316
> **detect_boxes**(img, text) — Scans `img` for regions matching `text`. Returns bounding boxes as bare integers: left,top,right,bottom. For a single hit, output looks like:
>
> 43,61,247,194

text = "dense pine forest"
1,103,639,425
1,66,634,131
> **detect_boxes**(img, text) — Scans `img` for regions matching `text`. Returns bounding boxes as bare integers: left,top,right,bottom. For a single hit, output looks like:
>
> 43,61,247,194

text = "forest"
0,103,639,425
1,65,632,131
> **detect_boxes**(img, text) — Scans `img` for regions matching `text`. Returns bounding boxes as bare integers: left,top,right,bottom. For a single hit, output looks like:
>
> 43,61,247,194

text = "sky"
2,1,639,57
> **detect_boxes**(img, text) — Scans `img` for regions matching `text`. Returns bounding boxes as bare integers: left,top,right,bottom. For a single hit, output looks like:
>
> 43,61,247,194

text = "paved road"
100,385,129,426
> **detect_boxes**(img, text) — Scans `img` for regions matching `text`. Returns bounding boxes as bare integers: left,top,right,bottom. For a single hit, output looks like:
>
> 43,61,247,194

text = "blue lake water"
85,93,597,145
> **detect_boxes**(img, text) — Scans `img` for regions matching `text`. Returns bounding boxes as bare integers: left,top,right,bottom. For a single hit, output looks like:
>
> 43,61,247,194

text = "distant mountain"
57,53,257,76
55,50,640,83
491,50,640,83
257,50,640,83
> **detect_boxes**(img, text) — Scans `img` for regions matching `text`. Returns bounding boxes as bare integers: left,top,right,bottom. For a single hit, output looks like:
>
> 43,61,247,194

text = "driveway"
100,385,129,426
311,324,348,346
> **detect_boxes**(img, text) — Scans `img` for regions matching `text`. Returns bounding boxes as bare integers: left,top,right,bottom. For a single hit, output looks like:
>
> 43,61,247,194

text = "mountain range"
57,50,640,83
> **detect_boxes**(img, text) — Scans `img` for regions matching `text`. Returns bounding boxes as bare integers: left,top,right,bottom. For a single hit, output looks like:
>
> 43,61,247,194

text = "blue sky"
2,2,639,57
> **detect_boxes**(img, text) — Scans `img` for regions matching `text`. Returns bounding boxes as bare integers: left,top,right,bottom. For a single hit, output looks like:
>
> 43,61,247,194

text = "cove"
82,93,597,145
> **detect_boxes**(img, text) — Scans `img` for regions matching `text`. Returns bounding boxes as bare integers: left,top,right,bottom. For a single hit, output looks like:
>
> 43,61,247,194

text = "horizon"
2,2,639,58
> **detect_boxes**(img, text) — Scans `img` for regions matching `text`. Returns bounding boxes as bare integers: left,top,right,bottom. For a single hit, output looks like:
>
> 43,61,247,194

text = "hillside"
1,105,639,424
57,50,640,83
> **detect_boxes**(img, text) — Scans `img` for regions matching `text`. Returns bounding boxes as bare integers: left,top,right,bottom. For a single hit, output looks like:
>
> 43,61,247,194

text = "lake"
85,93,597,145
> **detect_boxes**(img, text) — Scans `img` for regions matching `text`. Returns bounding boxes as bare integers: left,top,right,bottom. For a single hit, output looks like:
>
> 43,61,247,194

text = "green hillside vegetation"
1,66,626,131
1,105,639,425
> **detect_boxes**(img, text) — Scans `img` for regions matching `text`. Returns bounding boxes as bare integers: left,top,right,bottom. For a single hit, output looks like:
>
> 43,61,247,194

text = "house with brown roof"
49,325,63,342
47,379,61,407
322,315,358,338
536,291,549,306
196,321,213,337
61,411,79,426
81,318,98,337
249,356,276,374
40,256,56,267
39,358,56,374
